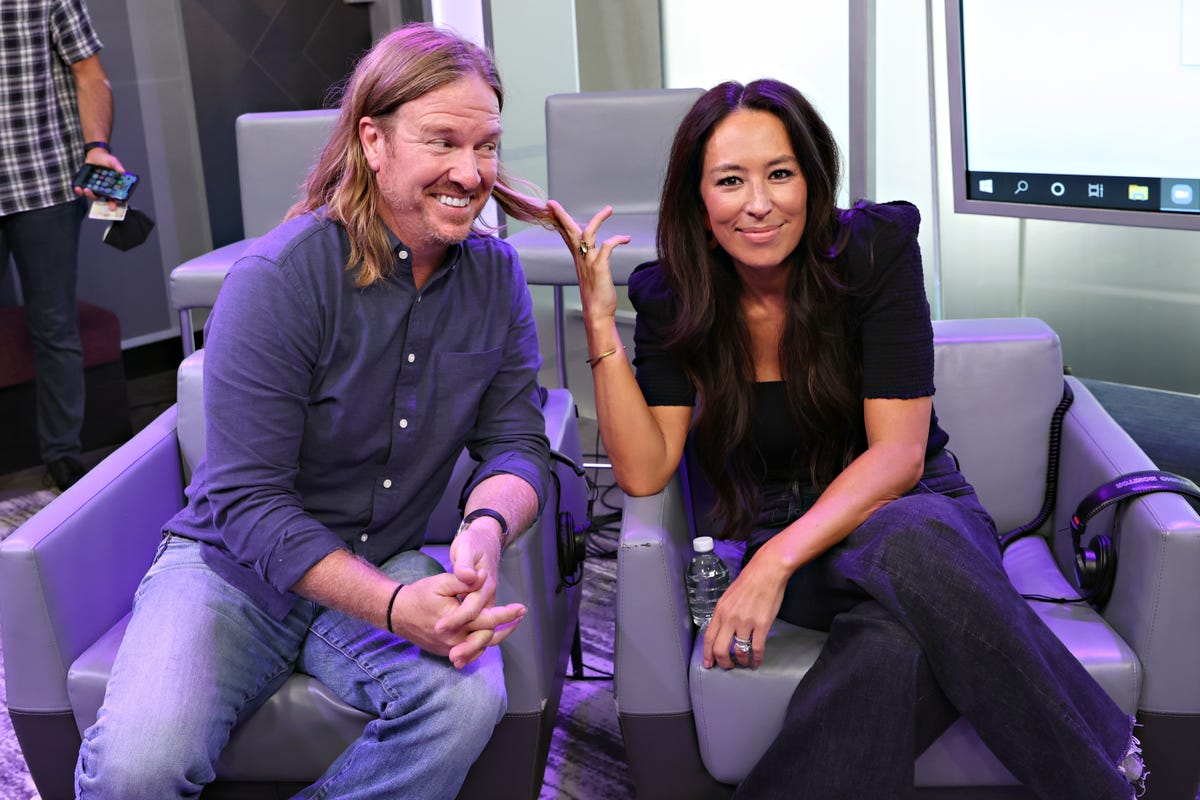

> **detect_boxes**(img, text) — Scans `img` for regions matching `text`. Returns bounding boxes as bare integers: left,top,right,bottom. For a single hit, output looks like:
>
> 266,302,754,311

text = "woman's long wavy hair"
288,24,552,287
658,79,863,540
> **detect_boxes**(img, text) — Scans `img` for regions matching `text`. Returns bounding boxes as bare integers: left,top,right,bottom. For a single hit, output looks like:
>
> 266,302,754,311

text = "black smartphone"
71,163,139,202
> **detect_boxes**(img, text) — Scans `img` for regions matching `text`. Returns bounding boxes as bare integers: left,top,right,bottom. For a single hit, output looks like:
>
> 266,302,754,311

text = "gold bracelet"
585,346,621,367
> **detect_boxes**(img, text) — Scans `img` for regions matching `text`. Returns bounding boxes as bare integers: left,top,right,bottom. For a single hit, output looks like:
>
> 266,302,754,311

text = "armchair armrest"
169,239,254,311
492,510,569,716
614,474,696,716
0,407,185,713
451,389,587,798
1057,377,1200,714
483,387,586,714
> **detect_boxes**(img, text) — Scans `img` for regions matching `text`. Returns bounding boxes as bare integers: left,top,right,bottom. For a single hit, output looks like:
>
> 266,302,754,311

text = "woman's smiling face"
699,108,808,277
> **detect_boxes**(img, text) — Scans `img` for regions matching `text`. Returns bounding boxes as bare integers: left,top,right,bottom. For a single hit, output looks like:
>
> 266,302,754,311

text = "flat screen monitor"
945,0,1200,231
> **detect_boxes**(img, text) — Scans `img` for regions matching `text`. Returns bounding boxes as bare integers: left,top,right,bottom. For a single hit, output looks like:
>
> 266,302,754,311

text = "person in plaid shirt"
0,0,125,490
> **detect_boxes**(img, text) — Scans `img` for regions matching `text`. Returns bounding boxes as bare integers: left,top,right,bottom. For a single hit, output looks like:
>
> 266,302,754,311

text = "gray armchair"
614,317,1200,799
0,349,587,800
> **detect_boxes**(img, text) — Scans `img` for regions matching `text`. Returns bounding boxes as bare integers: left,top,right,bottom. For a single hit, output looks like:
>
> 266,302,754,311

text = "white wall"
661,0,850,209
489,0,580,211
487,0,585,395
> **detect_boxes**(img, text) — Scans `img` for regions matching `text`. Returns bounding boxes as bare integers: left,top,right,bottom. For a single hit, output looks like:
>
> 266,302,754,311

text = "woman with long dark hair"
548,79,1146,798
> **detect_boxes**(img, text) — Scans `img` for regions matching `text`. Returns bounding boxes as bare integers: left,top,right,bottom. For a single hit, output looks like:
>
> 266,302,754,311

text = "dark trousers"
1,198,87,463
733,450,1135,800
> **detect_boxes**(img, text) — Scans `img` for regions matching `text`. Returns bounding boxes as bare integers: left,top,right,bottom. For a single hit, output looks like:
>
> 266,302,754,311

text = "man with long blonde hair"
76,24,551,799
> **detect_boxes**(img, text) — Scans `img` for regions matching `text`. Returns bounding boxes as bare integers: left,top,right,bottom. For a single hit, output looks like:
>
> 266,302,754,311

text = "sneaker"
44,456,86,491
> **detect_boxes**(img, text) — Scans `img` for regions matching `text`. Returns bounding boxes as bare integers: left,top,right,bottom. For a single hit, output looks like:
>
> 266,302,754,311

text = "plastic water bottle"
685,536,731,627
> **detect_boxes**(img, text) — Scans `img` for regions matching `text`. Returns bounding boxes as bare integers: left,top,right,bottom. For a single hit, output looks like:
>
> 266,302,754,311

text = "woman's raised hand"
547,201,631,324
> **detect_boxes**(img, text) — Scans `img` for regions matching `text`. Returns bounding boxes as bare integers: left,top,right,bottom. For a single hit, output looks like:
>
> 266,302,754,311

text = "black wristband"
385,583,404,634
83,141,109,153
459,507,510,546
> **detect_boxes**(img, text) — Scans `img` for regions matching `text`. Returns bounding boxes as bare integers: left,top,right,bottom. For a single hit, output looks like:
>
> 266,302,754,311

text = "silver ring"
732,635,752,653
578,239,591,256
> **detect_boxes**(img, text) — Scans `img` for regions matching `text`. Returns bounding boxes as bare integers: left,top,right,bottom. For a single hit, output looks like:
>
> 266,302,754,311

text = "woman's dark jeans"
732,449,1136,800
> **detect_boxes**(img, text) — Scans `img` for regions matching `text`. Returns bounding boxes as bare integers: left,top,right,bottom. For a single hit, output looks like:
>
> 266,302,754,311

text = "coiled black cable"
998,380,1074,552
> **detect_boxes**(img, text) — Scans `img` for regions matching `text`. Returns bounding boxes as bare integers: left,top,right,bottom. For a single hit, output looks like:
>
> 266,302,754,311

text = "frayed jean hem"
1117,717,1149,798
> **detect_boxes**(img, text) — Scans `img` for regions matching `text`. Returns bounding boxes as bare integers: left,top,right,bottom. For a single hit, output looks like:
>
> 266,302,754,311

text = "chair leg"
179,309,196,357
568,619,584,680
553,286,568,389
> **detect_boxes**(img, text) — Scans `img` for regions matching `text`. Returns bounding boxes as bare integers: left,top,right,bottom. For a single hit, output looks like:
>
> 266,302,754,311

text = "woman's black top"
626,201,950,484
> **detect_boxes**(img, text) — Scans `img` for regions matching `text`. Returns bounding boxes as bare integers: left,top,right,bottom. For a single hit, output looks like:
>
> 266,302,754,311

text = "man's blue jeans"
733,450,1138,799
0,199,87,462
75,536,507,799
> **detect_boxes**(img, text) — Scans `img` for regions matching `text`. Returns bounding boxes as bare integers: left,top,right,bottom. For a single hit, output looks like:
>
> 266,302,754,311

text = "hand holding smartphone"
72,163,139,202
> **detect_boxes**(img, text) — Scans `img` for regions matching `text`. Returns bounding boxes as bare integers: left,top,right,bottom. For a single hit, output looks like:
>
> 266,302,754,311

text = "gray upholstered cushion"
509,212,658,287
66,535,555,782
236,109,337,238
931,316,1065,533
68,615,369,782
544,88,703,216
169,239,254,312
689,533,1142,784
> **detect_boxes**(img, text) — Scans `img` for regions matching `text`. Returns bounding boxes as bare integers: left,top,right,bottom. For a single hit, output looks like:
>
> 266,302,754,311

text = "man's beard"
379,184,482,249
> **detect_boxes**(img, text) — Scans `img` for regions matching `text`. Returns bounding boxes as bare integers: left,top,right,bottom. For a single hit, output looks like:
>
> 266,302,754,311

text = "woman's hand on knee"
702,564,786,670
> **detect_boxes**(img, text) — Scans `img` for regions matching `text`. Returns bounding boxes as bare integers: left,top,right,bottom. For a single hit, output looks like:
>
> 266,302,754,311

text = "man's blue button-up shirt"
167,212,550,619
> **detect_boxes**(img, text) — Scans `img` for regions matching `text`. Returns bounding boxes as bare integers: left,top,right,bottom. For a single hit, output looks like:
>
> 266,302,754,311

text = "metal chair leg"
179,308,195,357
554,285,568,389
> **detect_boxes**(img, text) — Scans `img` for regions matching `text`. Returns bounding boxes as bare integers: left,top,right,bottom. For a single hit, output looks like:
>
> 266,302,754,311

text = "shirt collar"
383,228,465,280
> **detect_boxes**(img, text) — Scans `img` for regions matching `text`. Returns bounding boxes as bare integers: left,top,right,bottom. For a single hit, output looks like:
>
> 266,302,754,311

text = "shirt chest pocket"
435,347,503,438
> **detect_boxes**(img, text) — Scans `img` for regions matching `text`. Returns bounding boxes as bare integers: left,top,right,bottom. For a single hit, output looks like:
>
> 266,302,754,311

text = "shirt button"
360,533,369,542
399,418,408,429
398,250,409,260
407,353,415,363
383,478,392,488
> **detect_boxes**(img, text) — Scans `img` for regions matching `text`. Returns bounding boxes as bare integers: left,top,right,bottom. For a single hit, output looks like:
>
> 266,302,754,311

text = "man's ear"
359,116,383,172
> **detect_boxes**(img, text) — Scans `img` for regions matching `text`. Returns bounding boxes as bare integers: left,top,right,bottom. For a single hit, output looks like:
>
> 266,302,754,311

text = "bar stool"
504,88,704,389
172,109,338,356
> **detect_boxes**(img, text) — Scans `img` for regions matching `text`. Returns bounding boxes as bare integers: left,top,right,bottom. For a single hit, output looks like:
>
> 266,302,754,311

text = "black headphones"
1070,469,1200,607
549,449,588,591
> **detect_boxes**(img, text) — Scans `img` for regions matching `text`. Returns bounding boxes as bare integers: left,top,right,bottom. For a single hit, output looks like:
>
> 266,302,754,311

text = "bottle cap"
693,536,714,553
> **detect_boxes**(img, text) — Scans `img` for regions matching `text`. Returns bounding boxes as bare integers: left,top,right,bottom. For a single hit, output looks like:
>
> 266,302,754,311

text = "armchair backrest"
235,109,338,238
930,317,1062,533
546,88,704,217
682,318,1063,538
